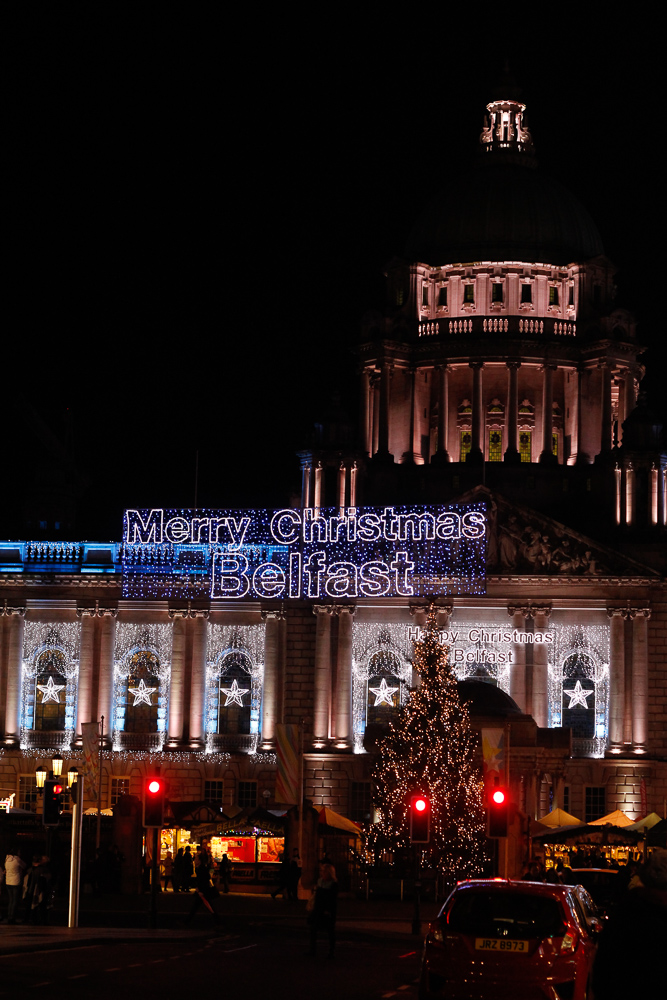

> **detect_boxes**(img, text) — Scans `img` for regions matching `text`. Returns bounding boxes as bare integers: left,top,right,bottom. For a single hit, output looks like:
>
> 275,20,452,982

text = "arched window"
547,624,609,757
352,624,413,752
34,649,68,731
561,653,596,739
217,651,252,735
366,649,403,728
123,650,160,734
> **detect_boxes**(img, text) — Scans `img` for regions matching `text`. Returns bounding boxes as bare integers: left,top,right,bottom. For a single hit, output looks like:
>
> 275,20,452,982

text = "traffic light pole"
412,848,422,936
68,776,84,928
149,826,159,929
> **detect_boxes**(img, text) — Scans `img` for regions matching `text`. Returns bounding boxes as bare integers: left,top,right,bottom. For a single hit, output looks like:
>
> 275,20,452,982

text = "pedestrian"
271,850,289,899
23,856,52,925
219,853,231,894
4,848,26,925
288,848,302,900
592,848,667,1000
306,862,338,958
182,846,194,891
162,850,174,891
185,849,221,925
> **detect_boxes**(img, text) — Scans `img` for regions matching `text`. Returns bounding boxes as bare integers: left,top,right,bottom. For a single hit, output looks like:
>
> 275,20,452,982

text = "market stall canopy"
537,808,583,828
589,810,633,827
533,823,642,845
318,807,362,835
625,812,664,831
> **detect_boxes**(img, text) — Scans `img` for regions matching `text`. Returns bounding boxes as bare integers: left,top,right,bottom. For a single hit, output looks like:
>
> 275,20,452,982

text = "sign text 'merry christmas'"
122,504,487,600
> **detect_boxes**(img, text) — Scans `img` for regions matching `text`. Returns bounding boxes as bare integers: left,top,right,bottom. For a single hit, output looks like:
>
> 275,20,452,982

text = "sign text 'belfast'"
122,504,487,600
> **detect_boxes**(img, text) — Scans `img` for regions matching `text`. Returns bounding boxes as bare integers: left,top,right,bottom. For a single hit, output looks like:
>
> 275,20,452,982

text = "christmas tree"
367,608,487,880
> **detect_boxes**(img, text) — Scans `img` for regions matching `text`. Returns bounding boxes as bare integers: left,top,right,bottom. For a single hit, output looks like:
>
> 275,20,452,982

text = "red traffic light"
143,776,166,827
487,785,509,838
53,784,64,796
409,794,431,843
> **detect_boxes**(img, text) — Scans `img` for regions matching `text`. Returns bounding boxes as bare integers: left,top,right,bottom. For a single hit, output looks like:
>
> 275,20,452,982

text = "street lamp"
51,754,63,778
35,766,47,790
67,767,79,789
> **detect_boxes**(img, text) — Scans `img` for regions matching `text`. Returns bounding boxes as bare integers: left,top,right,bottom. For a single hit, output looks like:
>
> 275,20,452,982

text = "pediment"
459,486,658,578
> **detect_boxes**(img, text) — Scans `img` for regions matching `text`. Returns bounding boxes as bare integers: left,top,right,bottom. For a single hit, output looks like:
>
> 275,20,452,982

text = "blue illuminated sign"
122,504,487,600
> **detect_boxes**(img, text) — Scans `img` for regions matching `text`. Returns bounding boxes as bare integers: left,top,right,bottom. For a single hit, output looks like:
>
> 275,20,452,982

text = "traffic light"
487,785,509,838
143,776,166,827
409,793,431,843
43,779,64,826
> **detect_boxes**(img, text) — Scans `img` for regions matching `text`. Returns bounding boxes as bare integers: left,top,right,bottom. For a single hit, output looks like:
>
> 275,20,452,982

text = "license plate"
475,938,528,952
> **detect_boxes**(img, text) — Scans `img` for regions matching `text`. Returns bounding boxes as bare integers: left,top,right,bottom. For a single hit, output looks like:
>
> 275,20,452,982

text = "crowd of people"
1,847,53,925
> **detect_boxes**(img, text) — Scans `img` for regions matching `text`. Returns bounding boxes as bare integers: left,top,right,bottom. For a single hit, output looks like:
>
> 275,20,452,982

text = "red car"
420,878,601,1000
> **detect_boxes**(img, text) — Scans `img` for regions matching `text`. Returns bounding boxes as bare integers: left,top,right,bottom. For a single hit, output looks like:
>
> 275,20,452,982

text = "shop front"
161,805,286,893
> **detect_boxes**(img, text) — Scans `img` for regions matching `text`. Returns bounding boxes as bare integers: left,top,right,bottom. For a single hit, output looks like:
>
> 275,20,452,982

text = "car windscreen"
447,891,567,940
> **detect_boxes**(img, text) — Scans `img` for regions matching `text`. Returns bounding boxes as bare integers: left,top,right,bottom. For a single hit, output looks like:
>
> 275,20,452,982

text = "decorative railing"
572,736,607,759
23,729,72,750
113,731,163,751
414,316,576,338
206,733,258,754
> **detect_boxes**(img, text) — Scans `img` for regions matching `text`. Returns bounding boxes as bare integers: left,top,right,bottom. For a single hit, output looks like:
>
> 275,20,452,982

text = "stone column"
508,606,528,712
539,364,557,464
504,362,521,463
433,364,449,462
337,463,346,510
607,609,626,748
575,365,590,465
301,464,311,508
75,611,97,735
3,609,25,743
624,367,637,424
371,373,380,456
377,362,393,458
598,362,613,459
97,611,117,741
334,606,356,746
312,605,334,743
167,613,187,746
350,462,357,506
313,463,323,510
189,613,209,747
360,368,372,456
532,607,551,728
469,361,484,461
261,610,284,747
630,608,650,749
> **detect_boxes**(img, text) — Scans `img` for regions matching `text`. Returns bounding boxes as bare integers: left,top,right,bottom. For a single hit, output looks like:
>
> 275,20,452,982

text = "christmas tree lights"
366,608,487,881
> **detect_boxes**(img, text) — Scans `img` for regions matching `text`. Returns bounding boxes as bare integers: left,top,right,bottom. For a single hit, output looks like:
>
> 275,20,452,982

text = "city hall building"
1,84,665,879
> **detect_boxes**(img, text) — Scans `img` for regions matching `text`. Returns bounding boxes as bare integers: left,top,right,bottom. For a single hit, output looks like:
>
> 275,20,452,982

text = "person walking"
306,862,338,958
288,848,302,900
185,849,221,925
4,848,26,925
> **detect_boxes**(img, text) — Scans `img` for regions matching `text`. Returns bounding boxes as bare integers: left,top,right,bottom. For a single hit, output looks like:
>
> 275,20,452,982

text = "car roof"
451,879,573,897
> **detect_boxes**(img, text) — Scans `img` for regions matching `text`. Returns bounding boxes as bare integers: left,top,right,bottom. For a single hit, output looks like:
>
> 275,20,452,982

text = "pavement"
0,889,442,956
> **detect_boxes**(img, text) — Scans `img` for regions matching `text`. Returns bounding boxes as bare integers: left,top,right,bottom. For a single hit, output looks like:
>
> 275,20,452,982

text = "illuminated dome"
406,93,604,267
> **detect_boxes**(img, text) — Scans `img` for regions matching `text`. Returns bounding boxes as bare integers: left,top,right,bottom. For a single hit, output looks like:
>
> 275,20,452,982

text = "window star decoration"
36,676,66,703
369,678,399,707
221,678,249,708
565,679,594,709
128,678,158,707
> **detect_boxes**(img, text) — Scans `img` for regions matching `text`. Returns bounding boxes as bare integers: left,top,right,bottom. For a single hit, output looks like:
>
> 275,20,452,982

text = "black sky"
5,13,664,541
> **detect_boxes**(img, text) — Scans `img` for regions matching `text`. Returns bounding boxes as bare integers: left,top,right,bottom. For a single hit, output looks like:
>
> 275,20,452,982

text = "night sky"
4,14,663,542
